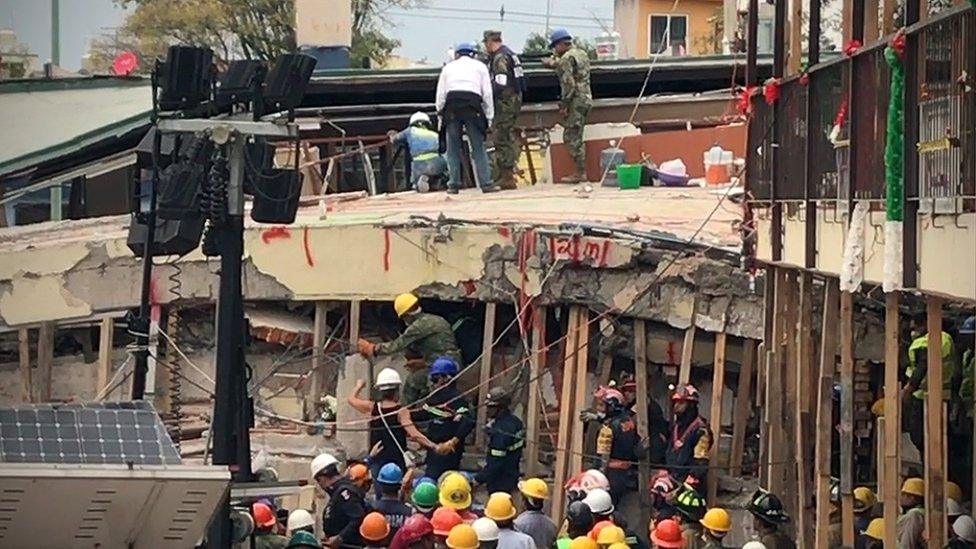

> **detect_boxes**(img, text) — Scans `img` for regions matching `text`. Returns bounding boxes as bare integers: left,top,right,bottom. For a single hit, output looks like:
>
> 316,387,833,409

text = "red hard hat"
671,384,700,403
601,388,625,404
651,519,685,548
252,502,276,528
588,520,615,541
431,507,464,536
399,514,434,542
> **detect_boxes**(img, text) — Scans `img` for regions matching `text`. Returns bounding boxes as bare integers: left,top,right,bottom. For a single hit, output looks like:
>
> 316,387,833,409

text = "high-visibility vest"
905,331,956,400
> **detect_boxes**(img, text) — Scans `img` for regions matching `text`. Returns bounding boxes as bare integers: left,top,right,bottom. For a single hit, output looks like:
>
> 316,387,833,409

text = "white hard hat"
582,487,614,515
742,542,768,549
310,452,339,478
409,111,431,126
375,368,403,389
287,509,315,534
581,469,610,492
947,498,965,517
954,515,976,543
472,517,499,541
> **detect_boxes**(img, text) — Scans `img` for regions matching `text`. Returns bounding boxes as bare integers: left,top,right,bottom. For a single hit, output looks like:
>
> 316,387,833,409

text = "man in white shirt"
435,42,499,194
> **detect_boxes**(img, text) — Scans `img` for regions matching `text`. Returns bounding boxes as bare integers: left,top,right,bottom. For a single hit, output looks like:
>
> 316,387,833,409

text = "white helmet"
580,469,610,492
472,517,499,541
287,509,315,534
582,488,614,515
409,111,431,126
310,452,339,478
742,543,768,549
375,368,402,389
955,515,976,543
947,498,965,517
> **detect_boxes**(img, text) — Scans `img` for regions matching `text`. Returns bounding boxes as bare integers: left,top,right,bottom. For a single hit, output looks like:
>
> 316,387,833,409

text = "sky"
1,0,612,71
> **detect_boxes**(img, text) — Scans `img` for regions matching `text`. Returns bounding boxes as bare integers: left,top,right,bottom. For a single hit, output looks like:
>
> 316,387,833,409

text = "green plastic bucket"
617,164,642,190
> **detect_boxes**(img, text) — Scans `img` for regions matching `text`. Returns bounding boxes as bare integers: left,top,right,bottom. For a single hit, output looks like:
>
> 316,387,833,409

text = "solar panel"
0,401,181,465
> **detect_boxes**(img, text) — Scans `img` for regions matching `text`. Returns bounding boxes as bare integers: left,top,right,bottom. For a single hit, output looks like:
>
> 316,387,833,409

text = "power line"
386,10,606,31
404,5,613,23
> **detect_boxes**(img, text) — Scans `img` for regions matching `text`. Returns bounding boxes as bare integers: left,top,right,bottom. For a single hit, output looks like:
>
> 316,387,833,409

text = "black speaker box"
263,53,316,111
127,214,205,257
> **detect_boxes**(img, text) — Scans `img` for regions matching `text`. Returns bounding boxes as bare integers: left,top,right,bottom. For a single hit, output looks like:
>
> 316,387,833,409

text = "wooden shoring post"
569,307,590,476
767,268,788,497
760,347,772,487
781,270,799,520
865,0,880,41
307,302,329,419
972,306,976,523
814,278,840,549
839,290,855,548
97,318,115,402
707,332,727,505
882,0,896,34
788,0,803,74
633,319,652,533
526,306,547,478
476,302,498,448
679,296,698,386
795,272,814,548
37,322,54,403
18,328,31,403
154,309,173,414
925,295,946,546
883,292,901,545
551,306,580,523
730,339,756,476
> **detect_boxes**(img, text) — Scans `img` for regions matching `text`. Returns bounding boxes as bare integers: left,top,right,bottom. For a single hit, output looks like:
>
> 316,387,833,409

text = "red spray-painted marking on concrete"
667,340,677,366
497,227,511,239
261,226,291,244
303,227,315,267
462,280,477,296
383,229,392,271
549,235,613,267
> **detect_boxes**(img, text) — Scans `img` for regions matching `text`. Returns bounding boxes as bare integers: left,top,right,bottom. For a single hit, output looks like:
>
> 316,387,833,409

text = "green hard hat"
412,481,440,510
557,537,572,549
287,530,321,548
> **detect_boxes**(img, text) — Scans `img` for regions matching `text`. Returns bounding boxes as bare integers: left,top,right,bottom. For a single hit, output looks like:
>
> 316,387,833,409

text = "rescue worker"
582,488,615,522
863,518,884,549
412,481,440,516
699,508,731,549
650,519,686,548
949,498,966,536
362,512,393,549
389,112,449,192
482,30,524,190
897,478,925,549
474,387,525,494
418,357,476,480
747,489,795,549
390,514,436,549
485,493,534,549
901,315,957,457
432,507,465,548
541,28,592,184
348,368,448,477
665,385,712,489
287,531,324,549
959,317,975,488
673,486,706,549
435,42,498,194
853,486,878,549
595,388,639,503
374,463,414,536
565,500,596,539
472,517,499,549
253,502,289,549
650,471,680,523
439,472,479,523
311,452,368,549
514,478,558,549
286,509,315,536
447,523,481,549
950,516,976,549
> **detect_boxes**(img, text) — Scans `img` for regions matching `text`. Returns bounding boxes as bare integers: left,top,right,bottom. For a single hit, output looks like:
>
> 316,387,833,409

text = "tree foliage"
522,32,597,60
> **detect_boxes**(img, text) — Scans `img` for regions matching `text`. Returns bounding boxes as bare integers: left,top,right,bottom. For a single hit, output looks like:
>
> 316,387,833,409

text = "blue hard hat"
961,316,976,335
377,462,404,485
412,476,436,489
455,42,477,55
549,28,572,48
429,357,460,377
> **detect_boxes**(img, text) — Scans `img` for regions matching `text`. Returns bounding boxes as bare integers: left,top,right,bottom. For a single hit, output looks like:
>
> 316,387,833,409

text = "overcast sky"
0,0,612,70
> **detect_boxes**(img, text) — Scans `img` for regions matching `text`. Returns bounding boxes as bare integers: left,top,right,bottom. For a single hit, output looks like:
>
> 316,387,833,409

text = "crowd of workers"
389,27,592,194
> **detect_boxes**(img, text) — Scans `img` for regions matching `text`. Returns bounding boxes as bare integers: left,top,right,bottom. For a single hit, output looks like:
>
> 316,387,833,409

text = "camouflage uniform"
554,45,592,178
374,312,461,403
486,35,525,188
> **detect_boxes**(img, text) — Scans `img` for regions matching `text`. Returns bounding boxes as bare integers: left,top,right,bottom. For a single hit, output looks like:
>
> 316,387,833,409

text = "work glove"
357,338,375,357
579,409,603,423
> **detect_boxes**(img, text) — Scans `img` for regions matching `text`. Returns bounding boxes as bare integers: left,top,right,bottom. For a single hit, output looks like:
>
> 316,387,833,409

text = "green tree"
523,32,597,59
350,0,424,67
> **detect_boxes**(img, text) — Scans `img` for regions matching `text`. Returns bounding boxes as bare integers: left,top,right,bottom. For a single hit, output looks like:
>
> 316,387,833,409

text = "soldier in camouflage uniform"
543,28,592,183
484,30,526,190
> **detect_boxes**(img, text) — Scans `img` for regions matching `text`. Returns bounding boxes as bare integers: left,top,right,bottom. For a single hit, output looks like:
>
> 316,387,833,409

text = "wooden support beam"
767,268,788,497
925,295,946,547
972,306,976,523
883,292,901,546
633,319,652,535
526,306,547,478
154,309,172,414
730,339,755,476
882,0,896,34
707,332,727,505
551,307,581,523
96,318,114,404
679,322,697,386
795,273,814,549
864,0,880,41
839,290,855,549
788,0,803,74
782,271,799,520
569,307,590,476
18,328,31,403
36,322,54,403
843,0,854,44
476,302,498,448
759,348,771,487
814,278,839,549
307,302,329,419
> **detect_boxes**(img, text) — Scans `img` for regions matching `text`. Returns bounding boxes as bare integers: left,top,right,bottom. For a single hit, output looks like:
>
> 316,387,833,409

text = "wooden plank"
730,339,756,476
525,306,547,478
839,290,855,548
789,0,803,74
679,326,696,386
307,302,329,419
814,278,839,549
551,307,580,523
476,302,498,448
795,273,814,549
864,0,880,41
843,0,853,43
349,300,361,345
36,322,54,403
882,0,896,33
767,268,788,497
782,271,799,520
707,332,727,505
18,328,31,403
569,307,590,476
925,295,946,546
760,348,772,487
883,292,901,546
153,309,172,414
633,319,652,535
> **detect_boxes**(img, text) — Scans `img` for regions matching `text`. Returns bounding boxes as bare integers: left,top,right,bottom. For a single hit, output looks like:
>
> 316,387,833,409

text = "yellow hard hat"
484,493,517,521
569,536,598,549
946,481,964,503
595,525,626,545
394,293,420,317
864,517,884,540
853,487,877,513
901,478,925,497
700,507,732,533
871,398,884,416
519,478,550,500
607,544,629,549
439,472,473,510
446,523,480,549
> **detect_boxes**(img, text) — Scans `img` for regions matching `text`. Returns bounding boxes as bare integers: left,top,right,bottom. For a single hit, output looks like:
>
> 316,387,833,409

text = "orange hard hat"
431,507,464,536
360,511,391,542
347,463,371,482
252,502,276,529
650,519,685,548
589,520,615,541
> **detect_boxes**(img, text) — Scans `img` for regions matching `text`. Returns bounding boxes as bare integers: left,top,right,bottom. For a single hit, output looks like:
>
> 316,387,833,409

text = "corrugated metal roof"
0,77,152,177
